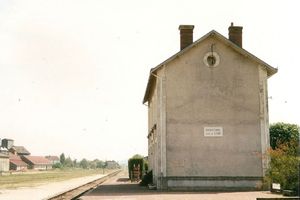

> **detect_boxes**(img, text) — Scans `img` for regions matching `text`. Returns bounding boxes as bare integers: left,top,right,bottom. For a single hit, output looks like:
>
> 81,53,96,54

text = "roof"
143,30,278,103
10,159,28,166
45,156,60,161
1,138,14,141
11,146,30,155
9,154,28,166
22,156,52,165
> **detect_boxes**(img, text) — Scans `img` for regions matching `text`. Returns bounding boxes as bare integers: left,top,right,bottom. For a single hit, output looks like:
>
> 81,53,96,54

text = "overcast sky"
0,0,299,161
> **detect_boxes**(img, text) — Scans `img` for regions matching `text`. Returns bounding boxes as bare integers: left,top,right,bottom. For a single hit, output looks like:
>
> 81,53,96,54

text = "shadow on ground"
116,178,130,182
84,182,222,197
80,172,286,199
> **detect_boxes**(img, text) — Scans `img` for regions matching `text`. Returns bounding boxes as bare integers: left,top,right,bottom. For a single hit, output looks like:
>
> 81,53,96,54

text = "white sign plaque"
204,127,223,137
272,183,281,190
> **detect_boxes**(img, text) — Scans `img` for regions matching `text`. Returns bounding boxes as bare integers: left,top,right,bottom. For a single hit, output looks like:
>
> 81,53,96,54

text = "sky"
0,0,299,161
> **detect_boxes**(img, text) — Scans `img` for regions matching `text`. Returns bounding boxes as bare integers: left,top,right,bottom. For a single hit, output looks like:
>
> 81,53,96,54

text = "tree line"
53,153,109,169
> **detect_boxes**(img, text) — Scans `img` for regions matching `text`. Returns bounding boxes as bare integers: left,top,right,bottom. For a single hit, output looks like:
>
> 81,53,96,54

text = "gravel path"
0,174,105,200
81,172,285,200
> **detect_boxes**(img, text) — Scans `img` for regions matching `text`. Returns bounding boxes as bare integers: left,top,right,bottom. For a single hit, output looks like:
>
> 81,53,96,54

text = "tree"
60,153,66,165
89,160,97,169
269,122,299,154
73,159,77,168
96,160,105,169
64,157,74,168
79,158,89,169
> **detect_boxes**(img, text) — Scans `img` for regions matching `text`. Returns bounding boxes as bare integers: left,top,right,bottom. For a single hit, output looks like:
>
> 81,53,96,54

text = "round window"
203,52,220,67
207,55,216,66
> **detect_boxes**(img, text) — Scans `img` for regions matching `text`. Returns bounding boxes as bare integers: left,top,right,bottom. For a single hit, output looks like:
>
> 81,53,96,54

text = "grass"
0,168,109,189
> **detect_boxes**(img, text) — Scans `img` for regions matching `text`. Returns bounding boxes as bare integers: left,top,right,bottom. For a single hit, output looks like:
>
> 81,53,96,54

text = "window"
203,52,220,67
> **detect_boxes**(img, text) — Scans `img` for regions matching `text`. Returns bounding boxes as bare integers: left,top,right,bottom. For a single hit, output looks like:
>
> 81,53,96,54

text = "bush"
128,154,150,181
266,142,299,193
52,162,63,169
128,157,144,180
266,123,299,194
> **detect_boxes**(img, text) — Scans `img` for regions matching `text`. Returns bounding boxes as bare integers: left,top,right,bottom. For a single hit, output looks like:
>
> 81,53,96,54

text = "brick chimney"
179,25,194,50
228,22,243,48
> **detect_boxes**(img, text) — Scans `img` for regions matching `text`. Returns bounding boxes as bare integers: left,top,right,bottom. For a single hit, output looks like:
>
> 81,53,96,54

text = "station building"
143,23,277,190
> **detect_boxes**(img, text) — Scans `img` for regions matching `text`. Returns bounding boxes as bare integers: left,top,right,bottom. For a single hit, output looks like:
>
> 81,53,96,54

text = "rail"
46,169,121,200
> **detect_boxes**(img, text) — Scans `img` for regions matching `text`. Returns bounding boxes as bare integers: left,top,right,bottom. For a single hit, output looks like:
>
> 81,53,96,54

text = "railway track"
47,170,122,200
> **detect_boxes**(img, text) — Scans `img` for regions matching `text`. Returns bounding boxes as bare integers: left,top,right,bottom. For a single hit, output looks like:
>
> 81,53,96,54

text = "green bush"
128,157,144,180
52,162,63,169
266,143,299,193
127,155,150,182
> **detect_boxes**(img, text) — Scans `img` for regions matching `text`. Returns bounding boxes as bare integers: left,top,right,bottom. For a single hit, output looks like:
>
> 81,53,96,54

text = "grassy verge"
0,168,111,189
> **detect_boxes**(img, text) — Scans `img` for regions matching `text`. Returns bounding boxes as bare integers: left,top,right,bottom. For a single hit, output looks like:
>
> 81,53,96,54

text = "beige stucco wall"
164,37,267,178
147,67,168,188
148,78,159,184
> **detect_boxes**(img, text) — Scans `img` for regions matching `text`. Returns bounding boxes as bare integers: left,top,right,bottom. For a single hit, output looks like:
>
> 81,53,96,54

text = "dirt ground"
81,171,286,200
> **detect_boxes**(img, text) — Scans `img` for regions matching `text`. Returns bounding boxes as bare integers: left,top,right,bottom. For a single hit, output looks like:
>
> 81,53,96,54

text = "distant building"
1,139,31,156
45,156,60,165
9,154,28,171
143,24,277,190
0,146,9,153
1,138,14,149
21,156,52,170
105,160,120,169
9,146,31,156
0,152,9,172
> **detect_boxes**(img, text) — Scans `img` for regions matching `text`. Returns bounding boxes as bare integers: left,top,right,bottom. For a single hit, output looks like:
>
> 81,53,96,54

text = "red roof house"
21,156,52,170
9,154,28,171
